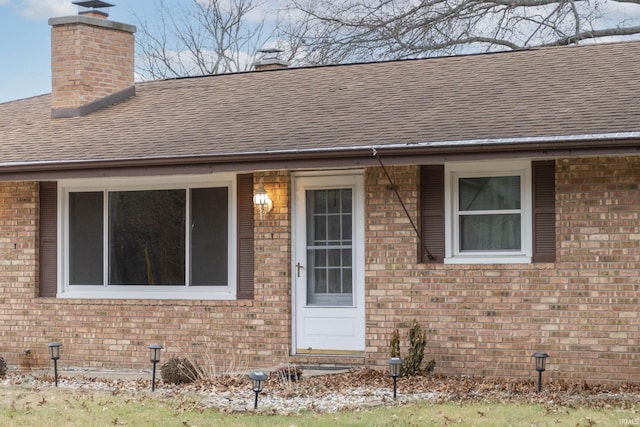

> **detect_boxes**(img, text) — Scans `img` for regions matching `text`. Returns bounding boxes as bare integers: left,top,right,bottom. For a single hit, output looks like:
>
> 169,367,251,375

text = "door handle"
296,262,304,278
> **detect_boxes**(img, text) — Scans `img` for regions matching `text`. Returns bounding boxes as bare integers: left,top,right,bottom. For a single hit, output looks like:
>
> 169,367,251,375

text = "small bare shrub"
160,358,200,384
0,357,7,377
169,335,252,381
390,329,401,358
275,365,303,383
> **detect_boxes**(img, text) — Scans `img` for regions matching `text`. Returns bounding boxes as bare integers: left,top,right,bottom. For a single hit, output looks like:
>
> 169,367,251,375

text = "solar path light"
248,371,268,409
149,344,162,392
388,357,402,399
532,352,549,392
48,342,62,387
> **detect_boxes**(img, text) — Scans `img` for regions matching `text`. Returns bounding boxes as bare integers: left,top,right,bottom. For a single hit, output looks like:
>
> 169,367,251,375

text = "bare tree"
290,0,640,65
136,0,640,77
135,0,287,79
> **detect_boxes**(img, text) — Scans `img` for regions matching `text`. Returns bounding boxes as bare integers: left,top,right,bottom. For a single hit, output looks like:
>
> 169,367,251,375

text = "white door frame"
291,170,365,355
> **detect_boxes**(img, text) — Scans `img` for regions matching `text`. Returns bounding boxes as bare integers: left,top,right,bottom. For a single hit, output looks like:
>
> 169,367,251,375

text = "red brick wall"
0,155,638,383
0,174,294,371
0,182,39,369
365,155,640,383
50,18,134,110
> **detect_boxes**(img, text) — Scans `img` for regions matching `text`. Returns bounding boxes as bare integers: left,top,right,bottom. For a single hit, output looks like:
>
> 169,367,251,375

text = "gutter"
0,132,638,178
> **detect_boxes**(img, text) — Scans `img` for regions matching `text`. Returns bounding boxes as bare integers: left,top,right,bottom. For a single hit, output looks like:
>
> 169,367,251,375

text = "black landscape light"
248,371,268,409
149,344,162,391
48,342,62,387
532,352,549,392
388,357,402,399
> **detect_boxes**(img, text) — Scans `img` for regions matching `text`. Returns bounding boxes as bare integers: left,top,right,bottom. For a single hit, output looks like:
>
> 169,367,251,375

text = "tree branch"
541,25,640,45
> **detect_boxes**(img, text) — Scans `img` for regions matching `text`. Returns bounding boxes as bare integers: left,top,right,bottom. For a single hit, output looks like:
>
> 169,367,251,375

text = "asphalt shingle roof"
1,40,639,172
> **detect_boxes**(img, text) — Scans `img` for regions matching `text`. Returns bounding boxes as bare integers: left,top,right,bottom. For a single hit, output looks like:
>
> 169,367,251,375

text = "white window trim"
57,174,237,300
444,160,532,264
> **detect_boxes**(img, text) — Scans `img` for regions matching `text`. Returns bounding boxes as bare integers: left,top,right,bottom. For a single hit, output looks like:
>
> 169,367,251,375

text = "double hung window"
445,161,532,263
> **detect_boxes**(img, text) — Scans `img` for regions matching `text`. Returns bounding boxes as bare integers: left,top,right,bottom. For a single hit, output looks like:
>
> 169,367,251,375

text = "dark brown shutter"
39,182,58,297
532,160,556,263
236,174,255,299
420,165,445,263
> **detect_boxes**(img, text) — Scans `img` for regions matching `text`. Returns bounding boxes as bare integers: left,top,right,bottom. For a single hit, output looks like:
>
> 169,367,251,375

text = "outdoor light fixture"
149,344,162,392
48,342,62,387
388,357,402,399
248,371,268,409
253,180,273,219
532,352,549,392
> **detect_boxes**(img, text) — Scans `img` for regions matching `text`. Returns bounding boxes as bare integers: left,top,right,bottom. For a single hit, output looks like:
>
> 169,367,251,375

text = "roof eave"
0,133,638,180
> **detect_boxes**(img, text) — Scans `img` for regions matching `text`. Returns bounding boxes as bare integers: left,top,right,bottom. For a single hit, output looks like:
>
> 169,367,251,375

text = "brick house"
0,10,638,383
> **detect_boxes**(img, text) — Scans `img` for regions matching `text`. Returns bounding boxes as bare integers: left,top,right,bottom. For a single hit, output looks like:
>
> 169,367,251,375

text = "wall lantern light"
149,344,162,392
48,342,62,387
532,352,549,392
248,370,268,409
388,357,402,399
253,180,273,219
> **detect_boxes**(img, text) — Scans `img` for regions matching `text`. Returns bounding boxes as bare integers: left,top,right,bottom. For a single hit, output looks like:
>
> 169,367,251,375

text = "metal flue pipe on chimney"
73,0,114,19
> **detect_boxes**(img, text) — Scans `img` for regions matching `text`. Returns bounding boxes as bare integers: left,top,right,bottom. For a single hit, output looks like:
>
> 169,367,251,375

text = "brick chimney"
48,11,136,118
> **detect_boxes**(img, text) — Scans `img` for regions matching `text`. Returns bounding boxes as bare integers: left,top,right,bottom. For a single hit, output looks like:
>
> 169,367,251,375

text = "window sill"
444,255,531,265
58,286,236,300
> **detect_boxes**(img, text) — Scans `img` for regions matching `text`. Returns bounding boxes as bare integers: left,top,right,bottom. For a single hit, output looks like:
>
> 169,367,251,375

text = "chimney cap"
259,48,284,55
73,0,114,8
258,48,284,60
253,48,289,70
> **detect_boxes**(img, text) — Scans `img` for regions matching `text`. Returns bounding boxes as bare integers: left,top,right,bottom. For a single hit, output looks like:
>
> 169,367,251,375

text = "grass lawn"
0,385,636,427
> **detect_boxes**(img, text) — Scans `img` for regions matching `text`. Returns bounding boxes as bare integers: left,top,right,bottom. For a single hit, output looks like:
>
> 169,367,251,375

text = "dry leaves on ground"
4,368,640,414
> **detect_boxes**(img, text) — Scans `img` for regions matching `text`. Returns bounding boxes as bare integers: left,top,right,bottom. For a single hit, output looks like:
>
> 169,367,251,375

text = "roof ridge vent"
73,0,114,19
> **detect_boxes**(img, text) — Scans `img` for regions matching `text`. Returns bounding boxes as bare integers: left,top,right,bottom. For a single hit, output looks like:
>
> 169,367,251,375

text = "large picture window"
60,175,236,299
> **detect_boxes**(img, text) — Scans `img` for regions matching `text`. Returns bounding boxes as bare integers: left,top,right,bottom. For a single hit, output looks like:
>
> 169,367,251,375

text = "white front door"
292,172,365,355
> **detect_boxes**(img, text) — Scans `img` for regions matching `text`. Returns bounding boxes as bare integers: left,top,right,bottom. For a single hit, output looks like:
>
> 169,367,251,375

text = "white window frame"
444,160,532,264
57,174,237,300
